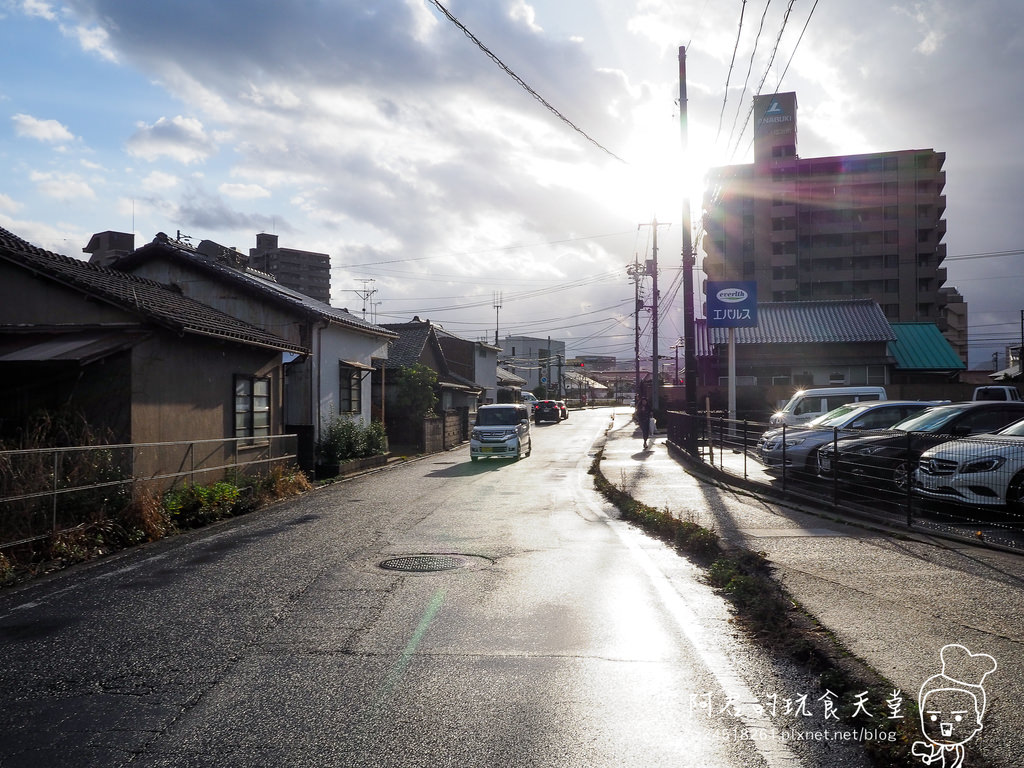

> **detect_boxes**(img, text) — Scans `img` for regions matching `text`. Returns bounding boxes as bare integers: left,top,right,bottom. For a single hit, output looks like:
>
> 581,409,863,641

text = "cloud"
12,113,75,143
0,193,22,213
125,116,216,164
62,21,118,62
29,170,96,201
218,183,271,200
140,170,181,192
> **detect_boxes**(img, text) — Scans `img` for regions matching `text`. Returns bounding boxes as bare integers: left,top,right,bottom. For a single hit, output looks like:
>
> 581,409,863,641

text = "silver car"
915,416,1024,509
757,400,939,476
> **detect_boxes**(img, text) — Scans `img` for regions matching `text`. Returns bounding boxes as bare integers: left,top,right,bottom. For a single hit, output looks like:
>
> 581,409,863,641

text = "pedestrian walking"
636,396,653,449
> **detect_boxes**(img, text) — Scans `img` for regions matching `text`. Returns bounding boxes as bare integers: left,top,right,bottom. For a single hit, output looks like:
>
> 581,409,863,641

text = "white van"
470,404,532,462
769,386,887,427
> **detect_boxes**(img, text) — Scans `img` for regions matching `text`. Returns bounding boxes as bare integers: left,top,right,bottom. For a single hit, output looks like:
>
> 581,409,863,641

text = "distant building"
501,335,566,396
702,92,959,338
249,233,331,304
938,286,968,364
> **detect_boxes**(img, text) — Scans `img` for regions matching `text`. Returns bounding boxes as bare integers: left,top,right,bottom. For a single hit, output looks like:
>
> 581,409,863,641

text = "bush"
164,481,241,528
318,414,388,464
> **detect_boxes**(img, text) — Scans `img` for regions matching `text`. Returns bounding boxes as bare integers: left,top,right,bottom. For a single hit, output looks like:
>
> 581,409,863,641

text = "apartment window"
235,375,271,440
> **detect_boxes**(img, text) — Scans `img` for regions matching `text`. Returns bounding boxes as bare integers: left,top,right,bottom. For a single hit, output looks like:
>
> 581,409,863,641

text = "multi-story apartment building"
500,335,567,396
702,92,963,361
249,233,331,304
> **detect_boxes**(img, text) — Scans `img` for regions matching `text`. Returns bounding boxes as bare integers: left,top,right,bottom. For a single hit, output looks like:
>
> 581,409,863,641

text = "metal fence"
0,434,298,550
665,411,1024,551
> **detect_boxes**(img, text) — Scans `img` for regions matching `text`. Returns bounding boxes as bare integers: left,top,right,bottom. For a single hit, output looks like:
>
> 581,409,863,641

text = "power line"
716,0,748,140
725,0,774,150
728,0,797,161
427,0,625,163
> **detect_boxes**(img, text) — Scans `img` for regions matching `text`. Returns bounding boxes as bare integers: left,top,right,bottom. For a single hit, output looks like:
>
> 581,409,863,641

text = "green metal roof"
888,323,965,371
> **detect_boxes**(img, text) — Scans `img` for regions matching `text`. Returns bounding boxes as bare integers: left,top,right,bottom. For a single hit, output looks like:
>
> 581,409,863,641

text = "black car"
818,401,1024,494
534,399,562,423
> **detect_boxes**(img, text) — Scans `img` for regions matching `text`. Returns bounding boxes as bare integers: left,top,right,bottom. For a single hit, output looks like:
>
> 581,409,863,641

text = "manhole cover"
379,554,468,572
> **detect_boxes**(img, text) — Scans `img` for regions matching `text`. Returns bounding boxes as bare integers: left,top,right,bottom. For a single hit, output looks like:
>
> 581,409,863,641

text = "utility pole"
626,256,643,400
493,291,502,346
639,219,669,411
679,45,698,452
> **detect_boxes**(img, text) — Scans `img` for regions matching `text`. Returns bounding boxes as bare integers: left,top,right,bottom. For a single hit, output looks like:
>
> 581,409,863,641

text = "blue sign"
707,281,758,328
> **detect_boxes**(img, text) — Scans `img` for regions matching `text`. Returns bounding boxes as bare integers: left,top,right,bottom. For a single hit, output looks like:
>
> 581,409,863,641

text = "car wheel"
1006,470,1024,510
891,461,910,493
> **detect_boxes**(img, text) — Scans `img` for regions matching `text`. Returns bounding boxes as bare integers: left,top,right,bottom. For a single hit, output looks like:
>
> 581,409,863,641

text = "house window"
340,367,362,414
235,375,271,439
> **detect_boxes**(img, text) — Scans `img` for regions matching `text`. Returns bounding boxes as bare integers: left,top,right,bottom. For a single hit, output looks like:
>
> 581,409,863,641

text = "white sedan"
914,417,1024,509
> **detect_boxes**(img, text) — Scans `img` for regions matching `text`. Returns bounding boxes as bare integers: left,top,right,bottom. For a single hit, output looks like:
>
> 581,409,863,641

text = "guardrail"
664,412,1024,551
0,434,297,550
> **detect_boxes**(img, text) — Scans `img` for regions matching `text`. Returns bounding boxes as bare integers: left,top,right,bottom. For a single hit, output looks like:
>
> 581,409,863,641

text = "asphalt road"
0,410,882,767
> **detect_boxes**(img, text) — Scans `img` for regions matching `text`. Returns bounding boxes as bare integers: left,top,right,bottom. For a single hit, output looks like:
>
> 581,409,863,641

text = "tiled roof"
122,235,396,340
381,321,435,369
888,323,966,371
0,227,307,355
497,367,527,386
708,300,895,345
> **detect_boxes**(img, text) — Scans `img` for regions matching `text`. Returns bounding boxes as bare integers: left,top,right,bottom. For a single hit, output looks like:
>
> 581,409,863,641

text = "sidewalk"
600,407,1023,768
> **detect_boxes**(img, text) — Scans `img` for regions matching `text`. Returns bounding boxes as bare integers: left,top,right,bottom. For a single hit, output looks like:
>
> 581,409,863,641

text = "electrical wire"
427,0,625,163
716,0,748,140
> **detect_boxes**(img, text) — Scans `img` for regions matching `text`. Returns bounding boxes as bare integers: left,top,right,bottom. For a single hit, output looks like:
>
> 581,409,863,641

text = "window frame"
234,374,272,442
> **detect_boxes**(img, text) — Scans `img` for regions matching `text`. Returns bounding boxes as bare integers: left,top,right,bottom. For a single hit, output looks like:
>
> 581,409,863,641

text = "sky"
1,0,1023,370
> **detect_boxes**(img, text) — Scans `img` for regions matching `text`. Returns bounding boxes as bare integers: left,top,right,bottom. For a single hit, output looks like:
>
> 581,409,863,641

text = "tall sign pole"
679,46,698,452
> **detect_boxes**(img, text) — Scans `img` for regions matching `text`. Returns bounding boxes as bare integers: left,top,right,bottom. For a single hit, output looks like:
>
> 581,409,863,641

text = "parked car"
973,385,1022,402
470,404,532,462
915,417,1024,509
817,401,1024,494
555,400,569,420
534,400,562,423
757,400,938,476
769,386,887,427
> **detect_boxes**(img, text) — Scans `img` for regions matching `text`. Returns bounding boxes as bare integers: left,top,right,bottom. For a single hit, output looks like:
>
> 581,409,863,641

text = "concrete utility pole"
679,45,698,452
627,256,643,400
493,292,502,346
639,219,669,411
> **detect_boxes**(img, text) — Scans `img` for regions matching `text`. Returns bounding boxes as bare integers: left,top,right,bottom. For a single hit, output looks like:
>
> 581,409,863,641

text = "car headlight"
847,444,889,456
783,437,807,447
961,457,1006,473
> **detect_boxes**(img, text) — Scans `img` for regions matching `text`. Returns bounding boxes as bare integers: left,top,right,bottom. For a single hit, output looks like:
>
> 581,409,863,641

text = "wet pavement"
599,407,1024,768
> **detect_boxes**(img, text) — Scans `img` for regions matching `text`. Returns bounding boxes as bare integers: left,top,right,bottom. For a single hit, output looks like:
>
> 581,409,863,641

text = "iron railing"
0,434,297,550
665,411,1024,551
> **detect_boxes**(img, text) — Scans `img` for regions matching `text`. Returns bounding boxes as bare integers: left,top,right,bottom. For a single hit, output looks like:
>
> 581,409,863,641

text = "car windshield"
807,404,864,428
476,409,518,426
997,417,1024,437
887,405,961,433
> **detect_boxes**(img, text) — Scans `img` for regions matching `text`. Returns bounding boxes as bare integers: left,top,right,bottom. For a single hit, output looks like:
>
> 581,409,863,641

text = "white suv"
470,404,532,462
